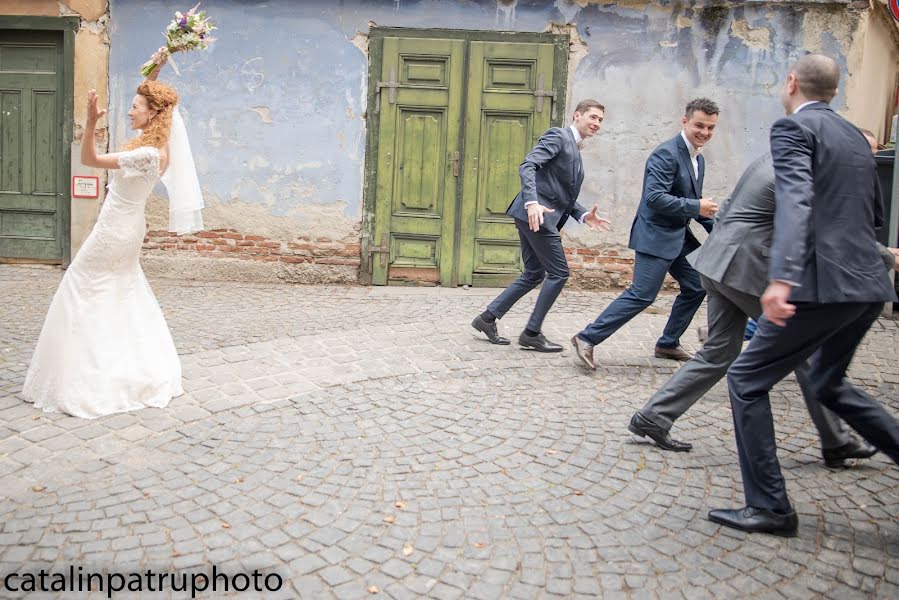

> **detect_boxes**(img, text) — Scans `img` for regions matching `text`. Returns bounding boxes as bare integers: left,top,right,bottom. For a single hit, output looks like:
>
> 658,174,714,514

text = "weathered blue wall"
108,0,861,264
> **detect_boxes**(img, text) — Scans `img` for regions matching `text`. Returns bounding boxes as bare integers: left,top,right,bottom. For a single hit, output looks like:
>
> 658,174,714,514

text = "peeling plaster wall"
105,0,873,285
842,4,899,142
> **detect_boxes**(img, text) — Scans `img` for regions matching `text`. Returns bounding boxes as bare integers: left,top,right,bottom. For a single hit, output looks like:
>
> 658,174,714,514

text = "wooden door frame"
0,15,78,266
361,27,569,285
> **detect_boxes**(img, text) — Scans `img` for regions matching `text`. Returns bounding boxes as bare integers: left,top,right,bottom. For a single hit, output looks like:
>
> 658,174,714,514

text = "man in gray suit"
472,99,611,352
709,54,899,537
627,151,892,464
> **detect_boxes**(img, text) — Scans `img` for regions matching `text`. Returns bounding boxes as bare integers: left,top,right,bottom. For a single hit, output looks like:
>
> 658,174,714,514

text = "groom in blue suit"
572,98,720,368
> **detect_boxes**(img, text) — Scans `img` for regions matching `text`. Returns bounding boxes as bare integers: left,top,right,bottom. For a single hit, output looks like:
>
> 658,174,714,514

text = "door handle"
453,151,460,177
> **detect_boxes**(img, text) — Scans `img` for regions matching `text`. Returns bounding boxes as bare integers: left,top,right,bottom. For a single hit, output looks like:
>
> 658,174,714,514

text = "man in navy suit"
572,99,719,368
709,54,899,537
472,99,611,352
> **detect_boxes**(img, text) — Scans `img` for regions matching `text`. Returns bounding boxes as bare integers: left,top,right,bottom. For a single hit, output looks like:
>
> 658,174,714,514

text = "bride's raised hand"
86,89,107,123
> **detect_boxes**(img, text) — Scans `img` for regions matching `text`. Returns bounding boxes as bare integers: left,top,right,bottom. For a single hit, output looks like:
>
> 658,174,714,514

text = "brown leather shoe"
571,335,595,370
654,345,692,361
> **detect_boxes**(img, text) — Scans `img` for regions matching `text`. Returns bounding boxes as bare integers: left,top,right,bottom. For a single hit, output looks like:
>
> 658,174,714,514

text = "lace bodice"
109,146,161,201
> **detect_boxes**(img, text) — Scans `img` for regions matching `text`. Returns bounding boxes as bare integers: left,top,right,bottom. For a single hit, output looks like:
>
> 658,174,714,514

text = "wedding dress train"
22,147,183,418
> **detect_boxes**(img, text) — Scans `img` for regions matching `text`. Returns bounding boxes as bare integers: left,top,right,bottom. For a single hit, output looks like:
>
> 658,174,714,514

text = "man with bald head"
709,54,899,537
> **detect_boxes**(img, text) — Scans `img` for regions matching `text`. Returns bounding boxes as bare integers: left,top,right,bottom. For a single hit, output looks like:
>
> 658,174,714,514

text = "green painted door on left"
371,37,465,285
371,35,560,286
0,29,66,261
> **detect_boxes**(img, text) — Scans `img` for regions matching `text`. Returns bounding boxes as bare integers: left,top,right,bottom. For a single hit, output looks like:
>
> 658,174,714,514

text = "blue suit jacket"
768,102,896,303
628,134,713,260
506,127,587,232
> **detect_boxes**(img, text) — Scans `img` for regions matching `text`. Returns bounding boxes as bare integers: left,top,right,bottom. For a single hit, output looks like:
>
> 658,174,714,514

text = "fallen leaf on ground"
402,544,414,556
32,485,45,492
395,500,406,509
383,515,395,524
367,585,380,594
546,449,557,455
221,522,231,529
474,542,485,548
573,491,584,496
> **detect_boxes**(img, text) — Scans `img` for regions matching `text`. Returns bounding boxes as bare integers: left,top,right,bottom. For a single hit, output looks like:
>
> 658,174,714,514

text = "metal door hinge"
452,151,460,177
533,74,557,119
375,68,399,113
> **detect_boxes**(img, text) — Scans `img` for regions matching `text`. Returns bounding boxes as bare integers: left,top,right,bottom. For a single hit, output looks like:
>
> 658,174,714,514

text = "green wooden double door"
370,32,567,286
0,28,69,263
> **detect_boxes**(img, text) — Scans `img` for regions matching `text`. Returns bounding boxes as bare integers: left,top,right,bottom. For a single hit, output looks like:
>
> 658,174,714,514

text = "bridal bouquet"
139,3,216,77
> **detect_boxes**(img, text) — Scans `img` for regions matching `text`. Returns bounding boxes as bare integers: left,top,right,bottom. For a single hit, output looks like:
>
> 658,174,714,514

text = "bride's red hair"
123,80,179,150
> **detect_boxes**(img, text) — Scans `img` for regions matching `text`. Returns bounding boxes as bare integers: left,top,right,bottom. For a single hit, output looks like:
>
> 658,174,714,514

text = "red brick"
257,241,281,249
245,235,267,242
196,231,219,239
279,256,311,264
236,240,256,247
288,242,315,251
316,257,360,266
218,232,243,240
196,244,216,251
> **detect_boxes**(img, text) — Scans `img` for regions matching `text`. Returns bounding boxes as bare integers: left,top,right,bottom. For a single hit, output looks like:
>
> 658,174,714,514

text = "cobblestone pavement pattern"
1,264,898,599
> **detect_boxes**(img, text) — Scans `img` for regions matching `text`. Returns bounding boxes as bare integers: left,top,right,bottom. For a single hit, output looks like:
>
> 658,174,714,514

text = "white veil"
160,106,204,234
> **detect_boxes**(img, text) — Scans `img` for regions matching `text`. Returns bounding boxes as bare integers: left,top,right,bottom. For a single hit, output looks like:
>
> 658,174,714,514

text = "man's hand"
526,203,554,232
889,247,899,270
583,205,612,231
698,198,718,218
760,280,796,327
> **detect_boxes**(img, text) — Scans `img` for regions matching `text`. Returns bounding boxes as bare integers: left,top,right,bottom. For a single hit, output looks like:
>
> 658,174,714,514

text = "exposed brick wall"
141,229,681,290
142,229,361,270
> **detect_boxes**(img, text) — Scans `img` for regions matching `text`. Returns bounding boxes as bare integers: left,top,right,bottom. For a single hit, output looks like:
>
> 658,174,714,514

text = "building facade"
2,0,897,287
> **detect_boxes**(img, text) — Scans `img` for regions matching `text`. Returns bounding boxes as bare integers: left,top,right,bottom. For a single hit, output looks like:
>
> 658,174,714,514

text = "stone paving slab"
0,264,898,599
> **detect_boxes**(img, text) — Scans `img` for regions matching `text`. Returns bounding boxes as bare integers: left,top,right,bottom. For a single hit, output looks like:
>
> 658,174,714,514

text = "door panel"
0,29,65,261
458,41,555,287
371,37,464,285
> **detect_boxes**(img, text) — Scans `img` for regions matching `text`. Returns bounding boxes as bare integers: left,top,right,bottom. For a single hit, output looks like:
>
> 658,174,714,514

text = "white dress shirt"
680,131,700,180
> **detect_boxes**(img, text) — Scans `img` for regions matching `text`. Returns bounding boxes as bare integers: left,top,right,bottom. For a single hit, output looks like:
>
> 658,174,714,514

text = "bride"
22,65,203,419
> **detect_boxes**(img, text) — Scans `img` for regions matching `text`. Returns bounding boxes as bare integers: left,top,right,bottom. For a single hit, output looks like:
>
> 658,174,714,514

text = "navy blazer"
507,127,587,232
768,102,896,303
628,134,713,260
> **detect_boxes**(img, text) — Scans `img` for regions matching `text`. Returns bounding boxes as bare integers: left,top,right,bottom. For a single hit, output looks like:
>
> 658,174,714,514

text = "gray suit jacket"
506,127,587,232
768,102,896,303
689,152,895,298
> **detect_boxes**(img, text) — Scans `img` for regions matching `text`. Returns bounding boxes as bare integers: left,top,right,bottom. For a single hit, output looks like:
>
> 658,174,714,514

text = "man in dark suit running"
709,54,899,537
471,100,611,352
627,151,891,464
572,99,719,367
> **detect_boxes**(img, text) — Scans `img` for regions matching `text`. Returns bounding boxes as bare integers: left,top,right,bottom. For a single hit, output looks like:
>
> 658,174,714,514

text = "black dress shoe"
471,315,510,345
708,506,798,537
518,332,563,352
822,437,878,469
628,413,692,452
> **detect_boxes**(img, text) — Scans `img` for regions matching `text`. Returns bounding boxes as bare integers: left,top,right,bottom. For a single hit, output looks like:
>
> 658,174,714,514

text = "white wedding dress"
22,146,184,419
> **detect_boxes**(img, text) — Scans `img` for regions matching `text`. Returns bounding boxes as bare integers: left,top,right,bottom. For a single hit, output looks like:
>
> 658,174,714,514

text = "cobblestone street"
1,264,898,599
